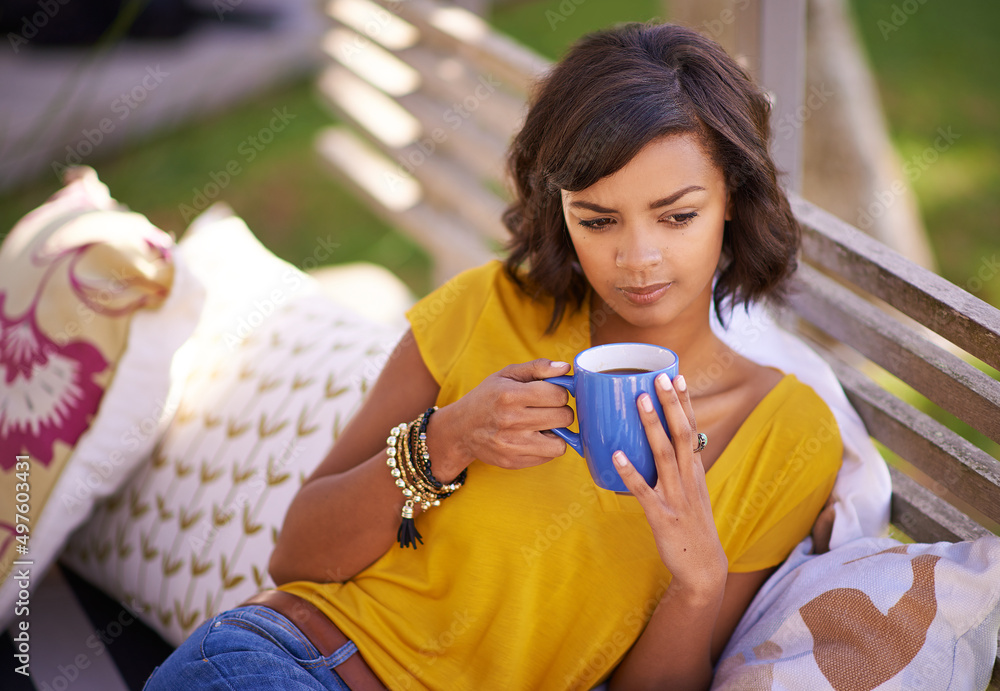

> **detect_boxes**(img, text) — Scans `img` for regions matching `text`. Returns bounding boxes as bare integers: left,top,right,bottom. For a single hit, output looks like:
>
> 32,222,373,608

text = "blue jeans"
143,605,356,690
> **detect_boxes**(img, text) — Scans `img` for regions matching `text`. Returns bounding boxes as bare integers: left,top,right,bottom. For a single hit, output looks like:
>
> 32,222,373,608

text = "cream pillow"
62,207,403,644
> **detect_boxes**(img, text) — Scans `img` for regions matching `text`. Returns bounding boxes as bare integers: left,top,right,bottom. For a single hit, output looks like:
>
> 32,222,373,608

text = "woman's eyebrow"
650,185,706,209
568,185,707,214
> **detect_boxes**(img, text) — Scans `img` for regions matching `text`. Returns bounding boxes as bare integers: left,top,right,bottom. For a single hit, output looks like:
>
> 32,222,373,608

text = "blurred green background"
2,0,997,307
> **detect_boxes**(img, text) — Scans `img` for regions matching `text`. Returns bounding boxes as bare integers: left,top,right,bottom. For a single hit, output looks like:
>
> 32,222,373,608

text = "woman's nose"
615,227,663,271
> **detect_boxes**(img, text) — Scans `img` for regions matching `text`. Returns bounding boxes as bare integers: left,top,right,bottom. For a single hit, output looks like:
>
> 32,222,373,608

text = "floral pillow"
62,206,404,645
713,536,1000,691
0,167,204,629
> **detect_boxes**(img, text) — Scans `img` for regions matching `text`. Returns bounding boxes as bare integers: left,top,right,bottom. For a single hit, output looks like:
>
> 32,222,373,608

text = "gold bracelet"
385,409,465,549
387,422,423,549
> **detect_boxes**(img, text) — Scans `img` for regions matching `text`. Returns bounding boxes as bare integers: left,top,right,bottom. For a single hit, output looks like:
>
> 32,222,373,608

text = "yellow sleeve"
727,390,842,573
406,261,503,385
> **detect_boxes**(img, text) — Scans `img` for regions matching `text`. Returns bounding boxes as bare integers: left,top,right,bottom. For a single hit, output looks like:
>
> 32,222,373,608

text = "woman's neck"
589,289,737,396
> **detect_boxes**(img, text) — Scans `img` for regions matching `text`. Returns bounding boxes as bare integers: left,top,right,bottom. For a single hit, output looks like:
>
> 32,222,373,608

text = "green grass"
0,79,433,295
847,0,1000,309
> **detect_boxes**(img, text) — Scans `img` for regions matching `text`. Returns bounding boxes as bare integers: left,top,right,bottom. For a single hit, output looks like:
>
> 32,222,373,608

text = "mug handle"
544,375,584,457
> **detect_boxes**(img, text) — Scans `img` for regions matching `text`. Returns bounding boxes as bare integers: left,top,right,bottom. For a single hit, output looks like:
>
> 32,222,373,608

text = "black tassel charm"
397,500,423,549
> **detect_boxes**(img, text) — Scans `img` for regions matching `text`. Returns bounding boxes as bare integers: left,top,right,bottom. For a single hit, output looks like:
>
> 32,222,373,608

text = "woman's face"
560,133,730,332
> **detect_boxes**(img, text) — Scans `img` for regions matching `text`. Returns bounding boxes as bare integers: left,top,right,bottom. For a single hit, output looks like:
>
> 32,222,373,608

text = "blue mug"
547,343,678,493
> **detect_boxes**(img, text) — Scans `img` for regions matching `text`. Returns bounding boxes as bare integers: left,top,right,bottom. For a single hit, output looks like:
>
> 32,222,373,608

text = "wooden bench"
314,0,1000,684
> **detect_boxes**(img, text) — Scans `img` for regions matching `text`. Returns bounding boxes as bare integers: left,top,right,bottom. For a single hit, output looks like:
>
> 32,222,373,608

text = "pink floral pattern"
0,214,171,471
0,292,108,470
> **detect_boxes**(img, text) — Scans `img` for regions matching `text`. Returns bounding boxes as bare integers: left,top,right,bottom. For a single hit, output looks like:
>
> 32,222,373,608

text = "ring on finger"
693,432,708,453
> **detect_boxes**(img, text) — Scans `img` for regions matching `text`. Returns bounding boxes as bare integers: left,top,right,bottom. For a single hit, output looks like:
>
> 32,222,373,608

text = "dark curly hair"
502,21,800,331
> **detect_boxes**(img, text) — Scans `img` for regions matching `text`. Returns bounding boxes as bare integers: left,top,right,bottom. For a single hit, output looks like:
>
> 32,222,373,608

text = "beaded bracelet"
386,407,466,549
389,422,449,549
386,422,422,548
415,407,467,491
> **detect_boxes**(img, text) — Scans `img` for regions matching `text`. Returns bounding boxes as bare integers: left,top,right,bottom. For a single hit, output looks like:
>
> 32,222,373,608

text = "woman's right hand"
270,339,575,585
427,359,575,479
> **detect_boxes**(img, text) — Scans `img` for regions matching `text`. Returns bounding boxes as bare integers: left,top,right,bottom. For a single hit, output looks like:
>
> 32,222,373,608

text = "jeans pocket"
141,665,161,690
201,607,325,667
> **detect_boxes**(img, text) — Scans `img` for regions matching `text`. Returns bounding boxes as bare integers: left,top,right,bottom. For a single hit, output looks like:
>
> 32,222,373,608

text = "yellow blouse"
282,261,842,690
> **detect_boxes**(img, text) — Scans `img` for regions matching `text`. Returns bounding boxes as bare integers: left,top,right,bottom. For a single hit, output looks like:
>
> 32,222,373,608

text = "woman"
146,21,841,691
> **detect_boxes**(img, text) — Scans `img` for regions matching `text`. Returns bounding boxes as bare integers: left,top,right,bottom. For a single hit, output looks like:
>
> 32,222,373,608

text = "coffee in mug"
546,342,678,493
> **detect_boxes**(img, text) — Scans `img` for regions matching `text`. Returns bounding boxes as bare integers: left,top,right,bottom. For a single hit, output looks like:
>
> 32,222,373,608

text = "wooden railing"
316,0,543,282
788,198,1000,543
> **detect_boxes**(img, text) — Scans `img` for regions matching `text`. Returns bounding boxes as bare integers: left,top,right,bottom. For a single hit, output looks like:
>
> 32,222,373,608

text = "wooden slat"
327,0,420,52
396,43,528,140
315,68,507,245
791,194,1000,371
322,22,527,143
375,0,549,93
790,264,1000,445
317,64,422,148
758,0,807,192
315,127,494,283
395,89,509,183
407,151,509,245
801,345,1000,526
317,64,508,184
888,466,990,543
322,26,421,97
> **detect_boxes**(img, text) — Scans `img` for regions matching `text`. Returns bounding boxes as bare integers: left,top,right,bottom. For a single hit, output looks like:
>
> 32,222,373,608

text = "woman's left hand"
613,373,728,595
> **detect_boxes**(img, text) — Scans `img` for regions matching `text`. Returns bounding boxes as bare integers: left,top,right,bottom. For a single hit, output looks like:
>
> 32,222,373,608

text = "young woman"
146,22,841,691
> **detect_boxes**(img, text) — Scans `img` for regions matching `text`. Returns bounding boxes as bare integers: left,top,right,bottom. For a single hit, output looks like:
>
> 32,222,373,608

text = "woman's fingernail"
614,451,628,467
639,393,653,413
656,373,672,389
551,361,569,368
675,374,687,392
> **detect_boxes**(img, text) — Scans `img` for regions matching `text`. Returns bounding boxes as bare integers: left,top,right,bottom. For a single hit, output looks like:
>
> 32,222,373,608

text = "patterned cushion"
0,167,203,631
713,536,1000,691
62,206,403,645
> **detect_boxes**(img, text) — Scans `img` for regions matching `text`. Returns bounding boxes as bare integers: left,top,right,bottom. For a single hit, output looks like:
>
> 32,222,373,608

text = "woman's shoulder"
408,261,500,324
702,355,840,466
405,260,556,383
763,372,837,421
408,260,555,335
734,365,838,436
409,260,527,309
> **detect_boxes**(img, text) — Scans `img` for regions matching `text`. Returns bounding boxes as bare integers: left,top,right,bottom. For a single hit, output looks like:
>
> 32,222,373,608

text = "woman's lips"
618,282,671,305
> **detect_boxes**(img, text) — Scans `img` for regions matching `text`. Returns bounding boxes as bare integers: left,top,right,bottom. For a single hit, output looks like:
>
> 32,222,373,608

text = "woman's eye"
578,217,615,230
665,211,698,227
